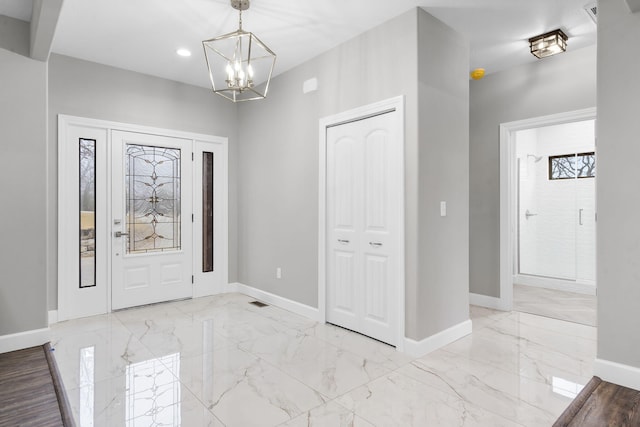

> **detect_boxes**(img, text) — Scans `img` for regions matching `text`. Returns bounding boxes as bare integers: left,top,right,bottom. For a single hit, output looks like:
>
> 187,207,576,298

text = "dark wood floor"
555,376,640,427
0,345,68,427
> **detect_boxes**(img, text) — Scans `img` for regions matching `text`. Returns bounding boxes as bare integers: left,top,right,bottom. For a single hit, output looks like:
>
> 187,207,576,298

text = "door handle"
369,242,383,247
579,209,584,226
337,239,349,244
525,210,537,220
114,231,129,238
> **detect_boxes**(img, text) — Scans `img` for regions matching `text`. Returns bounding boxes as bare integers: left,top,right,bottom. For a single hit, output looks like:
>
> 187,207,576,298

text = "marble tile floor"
49,294,597,426
514,284,597,327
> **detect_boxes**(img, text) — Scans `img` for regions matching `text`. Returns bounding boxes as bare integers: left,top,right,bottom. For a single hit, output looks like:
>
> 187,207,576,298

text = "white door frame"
58,115,228,321
498,107,596,311
318,96,406,351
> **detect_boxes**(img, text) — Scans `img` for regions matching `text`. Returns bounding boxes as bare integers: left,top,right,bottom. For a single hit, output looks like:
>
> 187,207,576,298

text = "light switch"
440,201,447,217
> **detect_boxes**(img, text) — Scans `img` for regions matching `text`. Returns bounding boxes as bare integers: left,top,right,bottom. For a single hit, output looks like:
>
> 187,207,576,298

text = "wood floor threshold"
0,343,75,427
554,376,640,426
44,342,75,426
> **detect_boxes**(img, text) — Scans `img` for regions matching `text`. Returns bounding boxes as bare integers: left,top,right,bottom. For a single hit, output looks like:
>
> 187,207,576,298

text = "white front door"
326,111,401,346
111,131,193,310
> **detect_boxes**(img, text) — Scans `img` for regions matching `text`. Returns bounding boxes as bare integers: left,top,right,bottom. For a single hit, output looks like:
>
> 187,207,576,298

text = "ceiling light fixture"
176,48,192,57
529,29,568,59
202,0,276,102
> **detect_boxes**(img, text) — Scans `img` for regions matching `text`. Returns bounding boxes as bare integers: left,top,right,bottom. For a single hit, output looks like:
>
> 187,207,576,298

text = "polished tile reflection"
514,283,597,326
49,294,595,426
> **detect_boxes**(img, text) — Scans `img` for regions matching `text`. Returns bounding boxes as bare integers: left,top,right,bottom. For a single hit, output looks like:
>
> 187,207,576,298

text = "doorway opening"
500,108,596,326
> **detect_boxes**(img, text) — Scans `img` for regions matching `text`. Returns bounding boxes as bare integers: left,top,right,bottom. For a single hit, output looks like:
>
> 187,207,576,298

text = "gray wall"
0,15,29,57
0,17,48,334
416,10,470,337
237,8,469,340
236,8,418,317
47,54,239,310
469,44,597,297
596,0,640,367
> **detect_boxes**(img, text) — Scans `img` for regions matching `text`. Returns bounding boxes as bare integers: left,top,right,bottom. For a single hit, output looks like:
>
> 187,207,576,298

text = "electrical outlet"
276,267,282,279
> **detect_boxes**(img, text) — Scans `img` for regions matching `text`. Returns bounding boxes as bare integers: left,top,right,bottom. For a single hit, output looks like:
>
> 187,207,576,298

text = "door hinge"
192,152,194,161
191,275,194,284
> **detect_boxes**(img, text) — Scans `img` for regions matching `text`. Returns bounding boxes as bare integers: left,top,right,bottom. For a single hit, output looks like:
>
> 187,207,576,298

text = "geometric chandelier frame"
202,0,276,102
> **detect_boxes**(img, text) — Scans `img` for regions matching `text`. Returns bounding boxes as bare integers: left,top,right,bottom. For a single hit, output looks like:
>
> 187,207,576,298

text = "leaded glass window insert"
549,152,596,180
125,144,181,254
79,138,96,288
203,152,214,272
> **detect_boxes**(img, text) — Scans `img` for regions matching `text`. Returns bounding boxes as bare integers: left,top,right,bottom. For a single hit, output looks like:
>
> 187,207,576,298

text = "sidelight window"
79,139,96,288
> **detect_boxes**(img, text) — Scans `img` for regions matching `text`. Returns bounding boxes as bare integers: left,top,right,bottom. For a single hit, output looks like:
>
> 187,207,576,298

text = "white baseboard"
594,358,640,391
514,274,596,295
0,327,50,354
469,293,510,311
48,310,58,325
403,319,472,358
227,282,322,322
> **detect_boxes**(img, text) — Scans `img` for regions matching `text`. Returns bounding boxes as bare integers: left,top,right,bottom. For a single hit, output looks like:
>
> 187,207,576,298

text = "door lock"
114,231,129,238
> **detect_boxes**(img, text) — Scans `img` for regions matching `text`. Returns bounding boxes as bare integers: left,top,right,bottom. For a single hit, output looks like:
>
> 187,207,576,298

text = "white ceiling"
0,0,597,88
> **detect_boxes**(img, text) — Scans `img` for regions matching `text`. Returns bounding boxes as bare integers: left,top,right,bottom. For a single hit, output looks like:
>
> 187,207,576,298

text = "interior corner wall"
415,9,470,338
0,46,48,335
236,9,420,335
47,54,240,310
0,15,29,57
469,44,596,298
596,0,640,368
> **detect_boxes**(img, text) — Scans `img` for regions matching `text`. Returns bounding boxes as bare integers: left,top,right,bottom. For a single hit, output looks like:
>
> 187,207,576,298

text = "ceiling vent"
584,3,597,24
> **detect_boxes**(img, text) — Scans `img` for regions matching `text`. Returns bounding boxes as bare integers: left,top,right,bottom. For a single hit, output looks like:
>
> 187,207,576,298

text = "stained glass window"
203,152,214,272
549,152,596,180
125,144,181,254
79,139,96,288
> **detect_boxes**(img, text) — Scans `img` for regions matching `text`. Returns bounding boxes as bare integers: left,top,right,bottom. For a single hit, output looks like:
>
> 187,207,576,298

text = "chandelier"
202,0,276,102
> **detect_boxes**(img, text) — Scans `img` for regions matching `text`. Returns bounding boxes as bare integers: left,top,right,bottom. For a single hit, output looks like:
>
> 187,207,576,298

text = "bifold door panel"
326,111,401,345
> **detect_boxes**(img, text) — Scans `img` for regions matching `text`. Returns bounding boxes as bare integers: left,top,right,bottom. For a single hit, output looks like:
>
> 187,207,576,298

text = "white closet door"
326,111,400,345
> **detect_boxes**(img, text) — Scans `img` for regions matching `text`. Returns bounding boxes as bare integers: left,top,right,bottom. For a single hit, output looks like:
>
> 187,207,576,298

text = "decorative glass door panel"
125,144,182,254
112,131,192,310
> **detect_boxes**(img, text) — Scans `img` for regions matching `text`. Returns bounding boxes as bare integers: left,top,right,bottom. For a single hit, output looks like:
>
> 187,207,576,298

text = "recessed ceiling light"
176,48,191,57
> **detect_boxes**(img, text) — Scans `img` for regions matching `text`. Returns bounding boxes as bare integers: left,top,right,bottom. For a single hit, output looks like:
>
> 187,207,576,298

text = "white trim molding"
0,328,50,354
227,283,322,322
469,293,510,311
403,320,472,358
48,310,58,325
594,358,640,391
499,108,597,312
